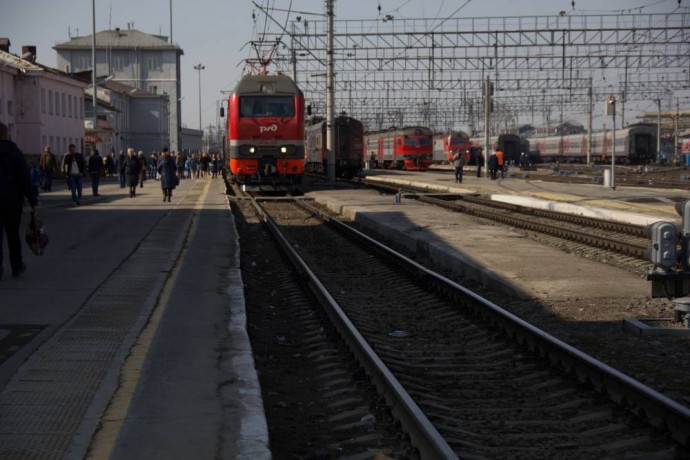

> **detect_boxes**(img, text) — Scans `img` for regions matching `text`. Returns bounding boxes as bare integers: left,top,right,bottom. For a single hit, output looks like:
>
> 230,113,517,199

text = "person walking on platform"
62,144,85,206
87,149,103,196
0,122,37,279
38,145,58,192
488,150,499,180
176,152,186,180
137,151,147,188
475,149,484,178
115,150,126,188
121,148,142,198
211,153,219,178
149,151,158,179
157,147,177,202
452,151,465,183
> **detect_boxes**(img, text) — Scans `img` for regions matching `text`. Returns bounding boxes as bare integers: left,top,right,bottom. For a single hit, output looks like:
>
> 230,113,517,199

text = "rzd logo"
259,124,278,133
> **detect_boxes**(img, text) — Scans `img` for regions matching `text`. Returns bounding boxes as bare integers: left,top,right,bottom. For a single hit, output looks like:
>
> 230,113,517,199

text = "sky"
1,0,687,132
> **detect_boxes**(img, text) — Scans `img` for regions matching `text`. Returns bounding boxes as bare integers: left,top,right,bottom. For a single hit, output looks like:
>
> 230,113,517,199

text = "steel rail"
362,179,648,258
459,194,646,237
296,199,690,448
251,197,459,460
418,194,647,258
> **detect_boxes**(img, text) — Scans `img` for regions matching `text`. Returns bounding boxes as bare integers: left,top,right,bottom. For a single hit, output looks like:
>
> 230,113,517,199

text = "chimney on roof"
0,38,10,53
21,45,36,63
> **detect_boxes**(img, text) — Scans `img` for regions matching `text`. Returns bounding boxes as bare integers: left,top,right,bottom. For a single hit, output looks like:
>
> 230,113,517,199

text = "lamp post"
194,63,205,132
92,0,97,153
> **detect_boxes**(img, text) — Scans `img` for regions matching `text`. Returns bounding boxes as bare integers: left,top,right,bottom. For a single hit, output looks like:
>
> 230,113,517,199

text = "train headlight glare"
281,146,288,153
249,147,255,154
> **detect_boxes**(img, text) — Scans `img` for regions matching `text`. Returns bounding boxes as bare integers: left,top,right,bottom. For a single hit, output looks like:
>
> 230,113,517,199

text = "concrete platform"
0,177,269,460
365,169,683,225
308,170,684,301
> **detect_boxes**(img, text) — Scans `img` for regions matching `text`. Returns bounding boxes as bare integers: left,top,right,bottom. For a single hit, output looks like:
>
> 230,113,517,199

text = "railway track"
246,195,690,459
363,178,650,261
232,193,417,459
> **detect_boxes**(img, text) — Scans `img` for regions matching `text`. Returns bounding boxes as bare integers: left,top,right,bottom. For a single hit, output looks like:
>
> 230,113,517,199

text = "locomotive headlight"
279,145,295,155
239,145,256,155
280,146,287,153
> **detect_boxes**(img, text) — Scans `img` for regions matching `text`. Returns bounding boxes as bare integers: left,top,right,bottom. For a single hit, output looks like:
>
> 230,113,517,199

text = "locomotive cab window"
239,96,295,117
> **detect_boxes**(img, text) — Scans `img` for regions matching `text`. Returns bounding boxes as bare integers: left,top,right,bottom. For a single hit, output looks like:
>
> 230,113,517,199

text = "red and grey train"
469,125,657,165
432,131,472,163
225,74,305,186
364,126,434,170
305,115,364,179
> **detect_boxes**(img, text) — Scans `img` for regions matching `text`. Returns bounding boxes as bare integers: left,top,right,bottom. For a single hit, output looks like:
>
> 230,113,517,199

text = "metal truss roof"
261,11,690,130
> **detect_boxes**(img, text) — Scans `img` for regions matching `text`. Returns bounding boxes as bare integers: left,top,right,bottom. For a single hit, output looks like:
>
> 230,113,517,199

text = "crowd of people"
32,147,223,205
1,131,225,279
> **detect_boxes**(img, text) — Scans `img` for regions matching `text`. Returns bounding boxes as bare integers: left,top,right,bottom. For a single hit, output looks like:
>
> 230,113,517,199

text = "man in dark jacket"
0,122,37,279
87,149,103,196
61,144,85,205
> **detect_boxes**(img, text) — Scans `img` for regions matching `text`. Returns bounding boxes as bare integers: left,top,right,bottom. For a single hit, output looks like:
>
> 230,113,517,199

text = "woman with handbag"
157,148,177,202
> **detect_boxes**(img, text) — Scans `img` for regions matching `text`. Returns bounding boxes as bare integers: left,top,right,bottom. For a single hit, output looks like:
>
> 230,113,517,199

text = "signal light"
645,221,678,271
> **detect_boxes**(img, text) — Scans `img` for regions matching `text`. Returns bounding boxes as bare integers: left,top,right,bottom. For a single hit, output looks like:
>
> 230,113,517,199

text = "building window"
77,55,91,72
112,54,128,70
41,89,46,114
68,94,72,118
55,92,59,116
80,97,84,119
7,100,13,116
62,93,67,117
48,90,53,115
149,85,158,94
147,54,162,71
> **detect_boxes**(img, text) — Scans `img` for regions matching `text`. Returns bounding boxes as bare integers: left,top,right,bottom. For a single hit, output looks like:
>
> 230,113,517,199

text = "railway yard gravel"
341,207,690,410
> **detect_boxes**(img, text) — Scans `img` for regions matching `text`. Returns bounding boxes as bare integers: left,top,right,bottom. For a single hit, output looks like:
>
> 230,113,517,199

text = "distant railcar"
224,74,305,186
365,126,434,170
531,124,657,164
470,134,530,165
305,116,364,178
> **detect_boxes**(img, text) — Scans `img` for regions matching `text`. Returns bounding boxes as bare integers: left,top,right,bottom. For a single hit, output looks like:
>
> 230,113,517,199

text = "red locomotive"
225,74,305,186
305,115,364,179
364,126,434,170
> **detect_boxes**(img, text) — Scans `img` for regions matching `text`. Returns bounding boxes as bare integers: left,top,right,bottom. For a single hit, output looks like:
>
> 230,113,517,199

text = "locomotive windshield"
404,136,432,146
239,96,295,117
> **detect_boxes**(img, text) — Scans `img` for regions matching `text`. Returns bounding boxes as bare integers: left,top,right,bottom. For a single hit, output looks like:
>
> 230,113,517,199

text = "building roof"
54,28,183,54
0,49,42,73
0,49,88,88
